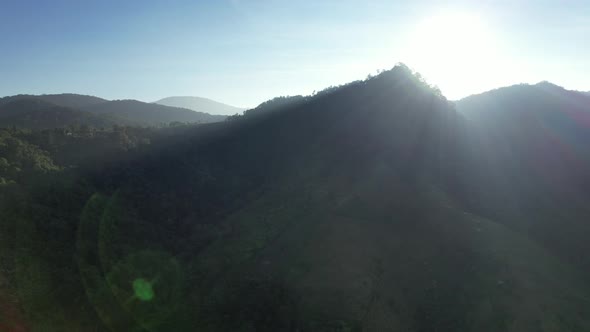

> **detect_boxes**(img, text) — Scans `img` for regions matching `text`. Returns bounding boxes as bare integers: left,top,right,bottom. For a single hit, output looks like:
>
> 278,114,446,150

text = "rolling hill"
455,82,590,201
0,93,108,109
132,69,588,331
97,67,590,331
3,65,590,331
154,96,244,115
81,99,226,126
455,81,590,278
0,94,226,128
0,98,117,129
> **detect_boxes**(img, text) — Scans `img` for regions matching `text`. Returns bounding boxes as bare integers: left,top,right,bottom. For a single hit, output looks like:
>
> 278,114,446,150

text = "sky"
1,0,589,108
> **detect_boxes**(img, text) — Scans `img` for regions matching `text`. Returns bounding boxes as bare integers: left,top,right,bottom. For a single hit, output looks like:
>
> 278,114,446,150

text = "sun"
402,11,504,99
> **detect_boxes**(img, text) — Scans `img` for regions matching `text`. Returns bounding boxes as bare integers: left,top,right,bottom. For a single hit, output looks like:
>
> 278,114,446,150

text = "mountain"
457,81,590,120
3,65,590,331
155,96,244,115
0,93,108,109
455,81,590,281
0,98,117,129
0,94,227,128
82,99,226,126
456,82,590,191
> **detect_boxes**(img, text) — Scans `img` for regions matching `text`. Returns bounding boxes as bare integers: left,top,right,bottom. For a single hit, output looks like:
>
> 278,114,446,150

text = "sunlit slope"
455,81,590,278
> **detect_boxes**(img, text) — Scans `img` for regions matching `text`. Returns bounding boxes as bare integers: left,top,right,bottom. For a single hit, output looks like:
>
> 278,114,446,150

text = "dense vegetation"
1,64,590,331
0,94,226,129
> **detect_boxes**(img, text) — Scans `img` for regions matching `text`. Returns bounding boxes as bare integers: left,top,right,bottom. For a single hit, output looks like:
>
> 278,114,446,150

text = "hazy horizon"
1,0,589,108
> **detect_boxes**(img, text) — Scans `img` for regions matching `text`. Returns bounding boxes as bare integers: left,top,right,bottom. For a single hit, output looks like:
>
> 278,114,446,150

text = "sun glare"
402,11,506,99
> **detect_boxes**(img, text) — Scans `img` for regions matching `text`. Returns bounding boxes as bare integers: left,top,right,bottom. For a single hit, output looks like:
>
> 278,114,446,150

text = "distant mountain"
456,81,590,133
0,98,116,129
0,94,227,128
154,96,244,115
0,93,107,109
82,99,226,126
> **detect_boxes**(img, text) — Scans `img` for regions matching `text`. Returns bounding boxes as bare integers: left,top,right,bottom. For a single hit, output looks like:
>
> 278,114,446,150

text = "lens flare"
133,278,155,302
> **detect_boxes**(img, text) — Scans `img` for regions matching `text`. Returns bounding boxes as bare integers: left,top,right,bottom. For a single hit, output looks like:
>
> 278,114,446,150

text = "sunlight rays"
401,10,510,99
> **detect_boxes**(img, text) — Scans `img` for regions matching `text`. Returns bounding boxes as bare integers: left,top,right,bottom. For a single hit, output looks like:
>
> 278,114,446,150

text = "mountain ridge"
60,64,589,330
2,65,590,331
82,99,226,125
0,93,108,109
155,96,245,115
0,98,118,129
0,94,226,128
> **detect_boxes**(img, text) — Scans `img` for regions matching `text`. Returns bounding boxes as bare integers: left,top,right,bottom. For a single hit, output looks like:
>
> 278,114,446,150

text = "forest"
1,64,590,331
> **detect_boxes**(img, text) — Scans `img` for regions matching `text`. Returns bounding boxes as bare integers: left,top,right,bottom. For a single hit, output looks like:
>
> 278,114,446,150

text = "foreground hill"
1,65,590,331
155,96,244,115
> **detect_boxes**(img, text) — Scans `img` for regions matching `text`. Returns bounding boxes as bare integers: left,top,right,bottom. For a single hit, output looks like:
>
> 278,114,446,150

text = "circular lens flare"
133,278,155,302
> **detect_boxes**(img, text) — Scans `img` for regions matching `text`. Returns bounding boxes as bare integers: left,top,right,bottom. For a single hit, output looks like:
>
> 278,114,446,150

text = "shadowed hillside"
0,98,117,129
0,94,227,129
81,99,226,126
455,82,590,278
2,65,590,331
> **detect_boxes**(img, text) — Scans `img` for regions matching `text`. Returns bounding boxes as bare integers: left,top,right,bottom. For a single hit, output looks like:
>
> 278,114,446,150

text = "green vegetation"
1,65,590,331
0,128,60,183
0,94,226,129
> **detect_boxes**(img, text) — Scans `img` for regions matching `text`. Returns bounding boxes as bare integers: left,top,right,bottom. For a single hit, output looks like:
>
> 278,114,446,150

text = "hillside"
2,65,590,331
0,98,117,129
0,94,227,128
155,96,244,115
455,82,590,200
0,93,108,109
455,82,590,278
82,99,226,126
456,82,590,121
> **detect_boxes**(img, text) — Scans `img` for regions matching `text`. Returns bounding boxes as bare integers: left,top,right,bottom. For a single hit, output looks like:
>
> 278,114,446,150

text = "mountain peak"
534,81,565,90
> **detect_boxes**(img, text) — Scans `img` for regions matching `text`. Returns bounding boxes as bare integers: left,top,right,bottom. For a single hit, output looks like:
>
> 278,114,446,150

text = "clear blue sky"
1,0,588,108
